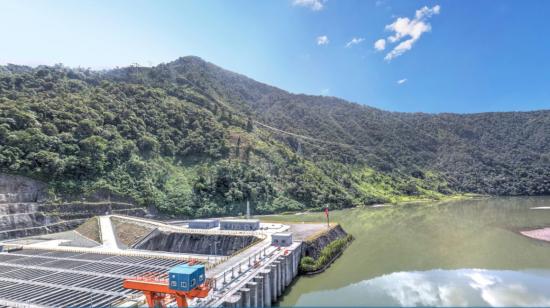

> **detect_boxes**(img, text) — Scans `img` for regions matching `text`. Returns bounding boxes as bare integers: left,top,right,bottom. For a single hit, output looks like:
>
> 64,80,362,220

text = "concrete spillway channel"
203,241,302,307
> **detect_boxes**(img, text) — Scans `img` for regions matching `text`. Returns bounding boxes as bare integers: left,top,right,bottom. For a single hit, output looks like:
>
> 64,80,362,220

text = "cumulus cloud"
397,78,407,84
317,35,329,45
292,0,324,11
374,39,386,51
374,5,440,60
345,37,365,48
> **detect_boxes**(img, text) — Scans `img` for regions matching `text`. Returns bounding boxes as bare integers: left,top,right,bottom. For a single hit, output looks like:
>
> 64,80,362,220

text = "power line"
253,121,376,152
254,121,385,162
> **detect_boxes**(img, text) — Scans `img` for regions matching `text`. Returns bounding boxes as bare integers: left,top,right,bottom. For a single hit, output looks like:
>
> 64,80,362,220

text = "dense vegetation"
300,234,354,273
0,57,548,217
165,57,549,196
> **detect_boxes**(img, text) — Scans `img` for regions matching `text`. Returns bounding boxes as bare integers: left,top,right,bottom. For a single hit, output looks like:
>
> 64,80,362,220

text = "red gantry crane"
123,264,211,308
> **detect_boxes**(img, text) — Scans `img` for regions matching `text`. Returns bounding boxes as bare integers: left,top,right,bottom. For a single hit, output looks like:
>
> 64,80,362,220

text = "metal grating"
0,281,14,290
6,256,56,266
0,283,59,302
1,268,54,280
29,288,126,308
75,276,139,294
0,255,24,263
7,249,50,256
0,266,18,274
0,249,190,308
72,262,127,274
71,253,116,261
33,271,96,285
39,259,89,269
40,251,83,258
137,257,185,267
113,265,165,276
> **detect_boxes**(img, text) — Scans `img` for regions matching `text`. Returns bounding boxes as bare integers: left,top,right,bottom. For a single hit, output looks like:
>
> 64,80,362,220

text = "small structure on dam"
272,233,293,247
220,219,260,231
189,219,220,229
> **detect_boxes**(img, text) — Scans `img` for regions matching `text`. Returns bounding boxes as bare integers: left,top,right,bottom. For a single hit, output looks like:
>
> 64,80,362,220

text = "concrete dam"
0,174,350,308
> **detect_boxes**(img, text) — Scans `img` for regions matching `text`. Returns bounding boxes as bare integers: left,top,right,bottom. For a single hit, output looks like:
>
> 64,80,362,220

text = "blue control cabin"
168,264,206,292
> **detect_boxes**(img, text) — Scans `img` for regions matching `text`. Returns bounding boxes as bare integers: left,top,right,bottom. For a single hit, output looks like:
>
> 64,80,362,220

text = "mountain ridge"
0,56,548,217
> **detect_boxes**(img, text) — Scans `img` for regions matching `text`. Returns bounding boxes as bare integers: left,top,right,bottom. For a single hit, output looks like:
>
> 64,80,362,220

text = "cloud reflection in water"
295,269,550,307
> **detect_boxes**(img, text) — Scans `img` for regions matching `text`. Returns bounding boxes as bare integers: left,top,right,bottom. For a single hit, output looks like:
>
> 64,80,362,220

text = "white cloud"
317,35,329,45
292,0,324,11
345,37,365,48
374,39,386,51
397,78,407,84
320,88,330,95
374,5,440,60
416,5,441,19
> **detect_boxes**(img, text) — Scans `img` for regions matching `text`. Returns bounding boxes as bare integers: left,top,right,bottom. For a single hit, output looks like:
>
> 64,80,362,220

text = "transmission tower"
296,141,303,156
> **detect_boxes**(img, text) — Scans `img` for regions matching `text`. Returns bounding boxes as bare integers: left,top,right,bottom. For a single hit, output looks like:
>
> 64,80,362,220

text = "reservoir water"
263,197,550,306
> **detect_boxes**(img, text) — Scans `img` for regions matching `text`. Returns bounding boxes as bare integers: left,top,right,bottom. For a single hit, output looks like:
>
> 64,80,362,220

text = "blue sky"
1,0,549,113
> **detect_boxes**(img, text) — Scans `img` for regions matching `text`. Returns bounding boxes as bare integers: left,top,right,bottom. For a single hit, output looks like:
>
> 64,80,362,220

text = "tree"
138,135,159,158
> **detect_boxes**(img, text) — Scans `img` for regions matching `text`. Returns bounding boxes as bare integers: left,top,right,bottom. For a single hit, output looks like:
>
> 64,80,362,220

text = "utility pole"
246,200,251,219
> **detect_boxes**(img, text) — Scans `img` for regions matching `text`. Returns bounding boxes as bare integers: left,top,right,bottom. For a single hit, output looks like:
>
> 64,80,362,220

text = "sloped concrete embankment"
0,174,147,240
301,224,349,259
133,229,261,256
0,174,67,240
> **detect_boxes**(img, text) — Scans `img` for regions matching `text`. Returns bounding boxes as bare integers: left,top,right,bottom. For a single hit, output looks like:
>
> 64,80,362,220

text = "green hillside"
0,57,548,217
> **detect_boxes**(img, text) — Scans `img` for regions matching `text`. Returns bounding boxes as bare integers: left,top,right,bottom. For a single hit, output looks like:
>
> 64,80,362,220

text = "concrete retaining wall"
134,229,260,256
0,174,147,240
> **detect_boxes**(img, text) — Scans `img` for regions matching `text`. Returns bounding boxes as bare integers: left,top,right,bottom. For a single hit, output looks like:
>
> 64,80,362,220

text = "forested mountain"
0,56,548,217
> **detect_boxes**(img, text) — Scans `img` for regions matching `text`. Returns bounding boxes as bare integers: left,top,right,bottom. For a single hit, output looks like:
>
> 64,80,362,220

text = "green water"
263,197,550,306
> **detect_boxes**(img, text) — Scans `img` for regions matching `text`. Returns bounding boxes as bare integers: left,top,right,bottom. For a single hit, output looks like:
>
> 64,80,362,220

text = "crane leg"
144,291,167,308
175,294,188,308
144,291,155,308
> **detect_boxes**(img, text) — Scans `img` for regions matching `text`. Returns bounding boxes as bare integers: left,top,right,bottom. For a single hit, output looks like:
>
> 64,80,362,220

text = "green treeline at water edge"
300,234,354,273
